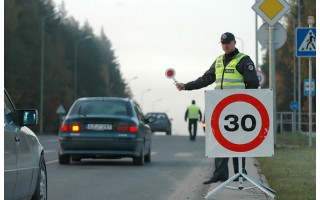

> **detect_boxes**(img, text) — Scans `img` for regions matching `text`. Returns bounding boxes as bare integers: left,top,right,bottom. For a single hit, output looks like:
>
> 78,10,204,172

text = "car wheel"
32,155,47,200
144,145,151,163
59,151,70,165
133,148,144,166
166,130,172,135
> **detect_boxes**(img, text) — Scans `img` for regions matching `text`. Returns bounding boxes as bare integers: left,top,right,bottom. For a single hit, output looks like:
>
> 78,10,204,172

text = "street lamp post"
125,76,138,97
297,0,302,132
40,18,45,134
140,88,152,111
152,98,162,111
235,37,244,52
40,14,56,134
291,14,297,132
127,76,138,83
74,36,93,100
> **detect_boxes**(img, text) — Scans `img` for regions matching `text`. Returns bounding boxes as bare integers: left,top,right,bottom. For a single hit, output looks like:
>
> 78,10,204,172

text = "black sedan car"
58,97,154,165
145,112,172,135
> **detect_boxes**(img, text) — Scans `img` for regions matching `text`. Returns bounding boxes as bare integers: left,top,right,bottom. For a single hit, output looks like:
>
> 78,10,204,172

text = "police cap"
221,32,235,44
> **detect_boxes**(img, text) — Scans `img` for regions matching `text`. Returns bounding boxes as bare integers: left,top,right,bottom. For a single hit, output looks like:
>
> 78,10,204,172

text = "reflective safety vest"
215,53,246,89
188,105,200,119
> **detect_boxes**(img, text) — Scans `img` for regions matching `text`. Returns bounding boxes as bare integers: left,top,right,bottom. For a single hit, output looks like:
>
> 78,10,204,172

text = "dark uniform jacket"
184,48,259,90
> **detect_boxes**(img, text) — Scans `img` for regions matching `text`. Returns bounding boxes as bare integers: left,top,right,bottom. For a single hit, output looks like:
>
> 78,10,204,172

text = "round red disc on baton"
165,68,176,79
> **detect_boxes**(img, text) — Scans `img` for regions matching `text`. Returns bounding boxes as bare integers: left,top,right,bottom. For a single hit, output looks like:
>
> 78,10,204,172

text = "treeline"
260,0,316,113
4,0,130,133
4,0,316,133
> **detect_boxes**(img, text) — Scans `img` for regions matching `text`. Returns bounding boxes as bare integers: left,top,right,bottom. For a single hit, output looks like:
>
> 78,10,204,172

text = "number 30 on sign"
205,89,274,158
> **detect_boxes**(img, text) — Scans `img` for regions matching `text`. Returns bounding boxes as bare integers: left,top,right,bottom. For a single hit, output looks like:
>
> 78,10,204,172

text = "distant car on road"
58,97,154,165
4,89,47,200
145,112,172,135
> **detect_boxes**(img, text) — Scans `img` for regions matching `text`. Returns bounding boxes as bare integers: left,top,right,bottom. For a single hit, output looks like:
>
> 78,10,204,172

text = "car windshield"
68,100,131,117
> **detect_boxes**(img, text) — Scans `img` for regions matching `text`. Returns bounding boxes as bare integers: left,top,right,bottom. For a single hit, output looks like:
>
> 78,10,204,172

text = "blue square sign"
296,28,316,57
304,79,315,96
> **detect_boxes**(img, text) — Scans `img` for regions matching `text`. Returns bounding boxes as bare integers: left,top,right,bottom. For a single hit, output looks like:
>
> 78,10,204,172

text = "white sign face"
258,22,287,49
56,104,66,114
304,79,316,96
205,89,274,157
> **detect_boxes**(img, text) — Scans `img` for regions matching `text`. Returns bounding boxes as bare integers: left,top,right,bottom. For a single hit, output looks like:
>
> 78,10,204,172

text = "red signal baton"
165,68,178,83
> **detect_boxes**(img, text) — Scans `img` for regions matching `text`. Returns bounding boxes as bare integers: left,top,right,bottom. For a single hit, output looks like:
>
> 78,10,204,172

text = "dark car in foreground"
58,97,154,165
4,89,47,200
145,112,172,135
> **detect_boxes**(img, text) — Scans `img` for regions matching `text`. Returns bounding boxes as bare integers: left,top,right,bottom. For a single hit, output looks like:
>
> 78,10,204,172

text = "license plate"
87,124,112,131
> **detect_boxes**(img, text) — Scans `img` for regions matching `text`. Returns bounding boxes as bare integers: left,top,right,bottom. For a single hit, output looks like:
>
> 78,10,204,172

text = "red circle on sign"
211,94,269,152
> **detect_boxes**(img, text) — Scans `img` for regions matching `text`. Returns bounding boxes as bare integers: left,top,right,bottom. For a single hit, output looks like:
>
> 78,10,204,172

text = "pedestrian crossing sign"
296,27,316,57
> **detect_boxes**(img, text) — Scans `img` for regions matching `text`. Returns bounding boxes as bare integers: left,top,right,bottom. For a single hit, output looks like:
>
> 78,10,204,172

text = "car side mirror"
16,109,38,126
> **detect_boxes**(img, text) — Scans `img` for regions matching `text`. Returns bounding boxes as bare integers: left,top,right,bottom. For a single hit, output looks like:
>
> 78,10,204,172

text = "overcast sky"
52,0,269,135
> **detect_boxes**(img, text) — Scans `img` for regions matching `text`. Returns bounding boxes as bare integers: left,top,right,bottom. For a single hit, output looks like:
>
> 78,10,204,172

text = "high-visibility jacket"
215,53,246,89
187,105,200,119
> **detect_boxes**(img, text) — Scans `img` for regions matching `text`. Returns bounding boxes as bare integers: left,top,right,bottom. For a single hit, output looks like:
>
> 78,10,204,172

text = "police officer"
185,100,202,141
176,32,259,184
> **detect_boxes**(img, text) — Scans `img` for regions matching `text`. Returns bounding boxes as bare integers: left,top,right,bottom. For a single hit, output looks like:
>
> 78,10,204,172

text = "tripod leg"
204,173,240,199
242,173,276,198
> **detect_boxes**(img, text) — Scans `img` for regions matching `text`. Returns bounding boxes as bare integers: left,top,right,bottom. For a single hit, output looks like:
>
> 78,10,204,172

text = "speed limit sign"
205,89,274,157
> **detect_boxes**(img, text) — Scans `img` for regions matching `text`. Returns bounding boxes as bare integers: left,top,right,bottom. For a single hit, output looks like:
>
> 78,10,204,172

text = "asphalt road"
38,134,213,200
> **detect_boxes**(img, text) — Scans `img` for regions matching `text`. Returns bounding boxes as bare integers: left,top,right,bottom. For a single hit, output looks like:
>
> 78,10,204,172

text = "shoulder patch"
247,63,255,71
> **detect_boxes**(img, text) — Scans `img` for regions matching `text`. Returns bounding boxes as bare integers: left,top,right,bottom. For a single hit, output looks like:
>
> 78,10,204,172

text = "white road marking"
46,160,58,165
44,150,56,154
44,139,58,143
174,152,193,157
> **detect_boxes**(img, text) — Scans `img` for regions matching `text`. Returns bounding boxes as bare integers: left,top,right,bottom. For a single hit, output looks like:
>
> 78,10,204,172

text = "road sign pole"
308,57,312,146
298,57,301,131
307,16,314,147
269,25,277,144
292,17,297,133
255,7,259,72
296,27,316,133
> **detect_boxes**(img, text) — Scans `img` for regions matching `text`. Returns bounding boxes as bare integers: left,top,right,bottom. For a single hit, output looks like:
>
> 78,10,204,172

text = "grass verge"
257,133,316,200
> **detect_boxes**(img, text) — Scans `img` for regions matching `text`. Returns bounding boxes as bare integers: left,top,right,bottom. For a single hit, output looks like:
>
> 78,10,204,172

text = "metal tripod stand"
204,157,276,199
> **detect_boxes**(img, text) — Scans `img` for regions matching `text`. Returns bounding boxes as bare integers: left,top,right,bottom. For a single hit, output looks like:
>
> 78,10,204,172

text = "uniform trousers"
188,118,198,140
213,157,246,179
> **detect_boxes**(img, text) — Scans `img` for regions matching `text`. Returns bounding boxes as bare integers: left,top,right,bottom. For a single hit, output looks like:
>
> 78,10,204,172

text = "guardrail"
277,112,316,133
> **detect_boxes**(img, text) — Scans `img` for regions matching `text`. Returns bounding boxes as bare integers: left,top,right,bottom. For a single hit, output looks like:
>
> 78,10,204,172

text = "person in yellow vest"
176,32,259,184
185,100,202,141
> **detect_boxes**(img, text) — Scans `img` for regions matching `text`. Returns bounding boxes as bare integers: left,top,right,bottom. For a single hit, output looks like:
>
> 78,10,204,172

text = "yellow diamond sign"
260,0,284,19
252,0,290,26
